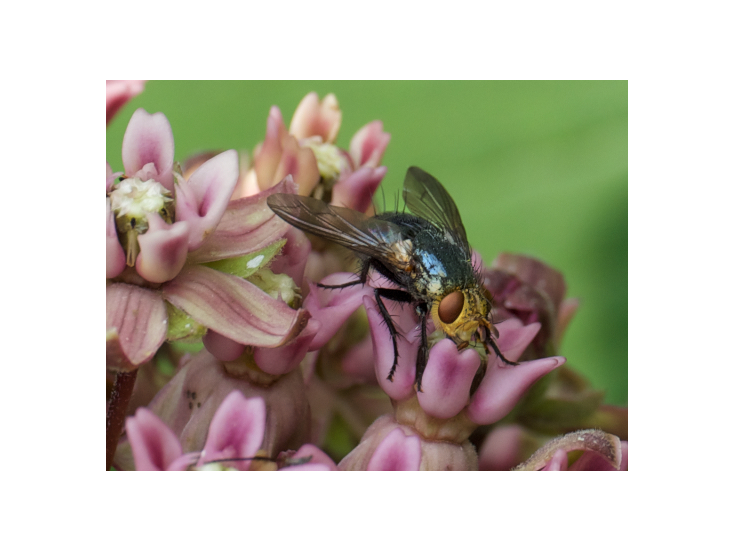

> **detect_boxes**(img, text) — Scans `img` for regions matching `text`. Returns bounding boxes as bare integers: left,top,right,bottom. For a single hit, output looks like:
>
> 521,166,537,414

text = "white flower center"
109,178,173,222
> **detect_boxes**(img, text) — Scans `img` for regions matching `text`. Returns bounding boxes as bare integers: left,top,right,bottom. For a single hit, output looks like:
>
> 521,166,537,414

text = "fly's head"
431,284,496,348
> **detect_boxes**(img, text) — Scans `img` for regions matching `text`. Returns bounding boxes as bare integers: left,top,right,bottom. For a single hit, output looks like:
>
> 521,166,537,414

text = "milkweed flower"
236,92,390,213
106,109,309,372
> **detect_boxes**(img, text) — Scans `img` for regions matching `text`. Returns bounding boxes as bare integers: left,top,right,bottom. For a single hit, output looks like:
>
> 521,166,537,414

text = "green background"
106,81,628,405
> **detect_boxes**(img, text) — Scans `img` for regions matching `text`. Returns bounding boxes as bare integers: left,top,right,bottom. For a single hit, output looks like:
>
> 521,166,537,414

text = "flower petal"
302,273,373,351
254,106,287,189
513,429,623,471
289,92,342,143
174,150,240,250
203,330,246,361
280,443,339,471
186,177,296,264
367,427,422,471
162,265,309,347
273,134,320,196
200,391,266,470
106,283,167,367
364,295,418,400
253,319,321,375
121,108,174,190
331,165,387,213
467,355,565,425
349,120,390,168
106,80,146,125
106,198,126,279
417,339,481,419
125,407,186,471
136,214,190,283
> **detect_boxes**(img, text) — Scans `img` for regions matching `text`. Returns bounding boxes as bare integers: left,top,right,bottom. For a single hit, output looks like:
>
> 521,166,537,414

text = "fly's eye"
438,291,464,324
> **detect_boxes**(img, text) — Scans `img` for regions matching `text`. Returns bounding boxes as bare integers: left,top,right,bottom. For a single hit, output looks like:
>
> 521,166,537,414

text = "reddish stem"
106,370,138,470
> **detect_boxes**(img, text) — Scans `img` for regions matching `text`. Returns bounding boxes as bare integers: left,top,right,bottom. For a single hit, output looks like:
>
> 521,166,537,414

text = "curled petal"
280,444,339,471
200,391,266,470
253,319,321,375
125,408,190,471
106,198,126,279
135,214,190,283
106,283,167,368
367,427,422,471
290,92,342,143
349,120,390,168
302,273,373,351
364,295,417,400
513,429,623,471
417,339,481,419
121,108,174,190
494,319,542,362
187,177,297,264
106,80,145,125
331,165,387,213
162,265,309,347
203,330,246,362
174,150,240,250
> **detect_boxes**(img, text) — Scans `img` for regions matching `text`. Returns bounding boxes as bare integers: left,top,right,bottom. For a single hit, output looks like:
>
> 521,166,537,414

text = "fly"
267,166,517,392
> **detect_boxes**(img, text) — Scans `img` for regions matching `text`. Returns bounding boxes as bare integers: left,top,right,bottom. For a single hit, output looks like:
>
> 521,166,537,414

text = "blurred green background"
106,81,627,405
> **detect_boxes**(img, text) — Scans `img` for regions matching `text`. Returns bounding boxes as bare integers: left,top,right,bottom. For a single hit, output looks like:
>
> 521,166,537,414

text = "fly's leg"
317,259,371,290
486,336,519,366
414,303,429,392
373,287,413,382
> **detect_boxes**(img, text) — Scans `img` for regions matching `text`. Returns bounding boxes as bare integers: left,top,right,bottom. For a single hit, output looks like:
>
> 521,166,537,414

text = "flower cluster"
106,85,627,471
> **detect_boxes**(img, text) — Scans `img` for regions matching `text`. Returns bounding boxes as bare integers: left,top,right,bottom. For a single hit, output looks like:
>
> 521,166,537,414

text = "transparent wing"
402,166,469,249
267,193,405,260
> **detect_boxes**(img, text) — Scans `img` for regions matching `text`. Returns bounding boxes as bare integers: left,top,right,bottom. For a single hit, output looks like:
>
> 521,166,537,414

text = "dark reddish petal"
367,427,422,471
106,283,167,367
417,339,481,419
349,120,390,168
513,429,623,471
162,265,309,347
121,108,175,190
125,408,186,471
186,177,297,264
106,198,126,279
491,253,567,310
289,92,342,143
174,150,240,250
136,215,190,283
331,165,387,213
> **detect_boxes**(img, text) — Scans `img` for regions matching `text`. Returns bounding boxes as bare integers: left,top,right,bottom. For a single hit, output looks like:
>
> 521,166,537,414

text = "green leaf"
203,239,286,279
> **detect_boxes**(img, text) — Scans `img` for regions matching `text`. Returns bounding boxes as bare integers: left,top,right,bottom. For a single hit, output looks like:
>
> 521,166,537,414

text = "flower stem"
106,370,138,470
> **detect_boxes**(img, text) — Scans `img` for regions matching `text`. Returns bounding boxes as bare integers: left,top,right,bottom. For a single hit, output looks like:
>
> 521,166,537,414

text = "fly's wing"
402,166,470,251
267,193,405,261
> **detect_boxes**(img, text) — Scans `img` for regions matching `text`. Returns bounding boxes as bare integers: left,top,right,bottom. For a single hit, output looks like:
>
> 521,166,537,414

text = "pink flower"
107,110,309,371
236,93,390,213
126,390,267,471
106,80,145,125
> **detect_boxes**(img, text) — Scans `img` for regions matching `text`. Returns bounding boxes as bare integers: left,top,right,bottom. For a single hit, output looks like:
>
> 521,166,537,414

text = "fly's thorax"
431,286,490,343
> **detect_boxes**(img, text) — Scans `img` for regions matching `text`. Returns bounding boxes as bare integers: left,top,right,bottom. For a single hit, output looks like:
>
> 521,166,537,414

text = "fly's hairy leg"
486,335,519,366
317,259,371,290
374,287,413,381
414,303,429,392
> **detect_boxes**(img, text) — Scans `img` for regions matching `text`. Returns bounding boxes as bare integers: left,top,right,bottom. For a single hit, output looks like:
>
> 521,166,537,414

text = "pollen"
303,138,349,183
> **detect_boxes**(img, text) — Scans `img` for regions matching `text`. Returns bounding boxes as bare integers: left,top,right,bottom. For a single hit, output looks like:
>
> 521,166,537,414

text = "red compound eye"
438,290,464,324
